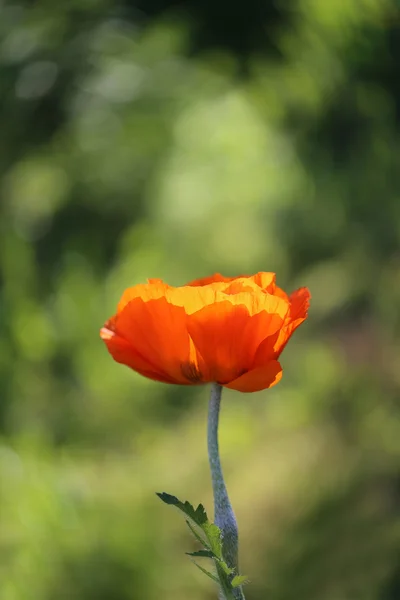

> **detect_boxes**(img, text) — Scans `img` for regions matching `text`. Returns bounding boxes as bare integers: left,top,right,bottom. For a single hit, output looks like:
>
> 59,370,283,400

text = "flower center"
180,362,203,383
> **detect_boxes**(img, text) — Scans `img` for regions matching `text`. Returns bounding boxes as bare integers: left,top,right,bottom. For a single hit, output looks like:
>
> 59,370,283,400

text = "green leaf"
192,561,220,584
231,574,250,588
156,492,208,526
186,550,214,558
203,522,223,560
158,492,244,597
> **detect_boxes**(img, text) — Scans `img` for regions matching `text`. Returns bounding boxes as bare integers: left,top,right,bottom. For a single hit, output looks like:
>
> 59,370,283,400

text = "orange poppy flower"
100,272,310,393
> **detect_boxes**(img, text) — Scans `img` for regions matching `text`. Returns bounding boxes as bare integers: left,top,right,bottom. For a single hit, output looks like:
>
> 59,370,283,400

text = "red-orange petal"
224,360,283,392
187,302,252,383
109,296,204,384
117,281,169,313
288,287,311,329
187,301,285,384
249,272,276,290
274,287,311,356
100,326,176,383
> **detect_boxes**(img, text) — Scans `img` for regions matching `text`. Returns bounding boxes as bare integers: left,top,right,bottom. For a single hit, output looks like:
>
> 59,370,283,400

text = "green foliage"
156,492,208,525
231,575,250,589
158,493,248,597
187,550,215,558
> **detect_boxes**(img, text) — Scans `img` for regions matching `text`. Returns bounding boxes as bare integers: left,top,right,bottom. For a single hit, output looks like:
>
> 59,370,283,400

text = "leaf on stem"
186,550,215,558
156,492,207,525
203,522,224,560
157,492,248,597
231,575,250,588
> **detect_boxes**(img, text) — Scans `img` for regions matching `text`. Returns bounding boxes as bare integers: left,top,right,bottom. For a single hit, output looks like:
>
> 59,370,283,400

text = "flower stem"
208,383,245,600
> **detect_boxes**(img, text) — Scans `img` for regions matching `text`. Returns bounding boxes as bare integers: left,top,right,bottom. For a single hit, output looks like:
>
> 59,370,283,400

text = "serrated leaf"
193,503,208,524
156,492,180,506
186,550,215,558
231,574,250,588
192,561,220,584
158,492,243,598
156,492,208,526
203,522,223,560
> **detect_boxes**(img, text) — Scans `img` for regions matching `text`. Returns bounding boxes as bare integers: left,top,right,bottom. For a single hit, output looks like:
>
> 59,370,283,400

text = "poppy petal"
222,279,265,297
187,301,252,383
113,297,204,384
187,299,286,384
274,287,311,355
117,281,169,312
224,360,282,392
252,331,281,366
166,286,218,316
249,272,276,290
100,327,176,383
288,287,311,329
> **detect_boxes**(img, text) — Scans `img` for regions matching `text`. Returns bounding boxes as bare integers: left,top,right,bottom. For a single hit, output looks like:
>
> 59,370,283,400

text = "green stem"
208,383,245,600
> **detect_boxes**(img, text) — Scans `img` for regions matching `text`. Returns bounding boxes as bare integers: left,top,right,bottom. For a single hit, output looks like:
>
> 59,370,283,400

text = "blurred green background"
1,0,400,598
